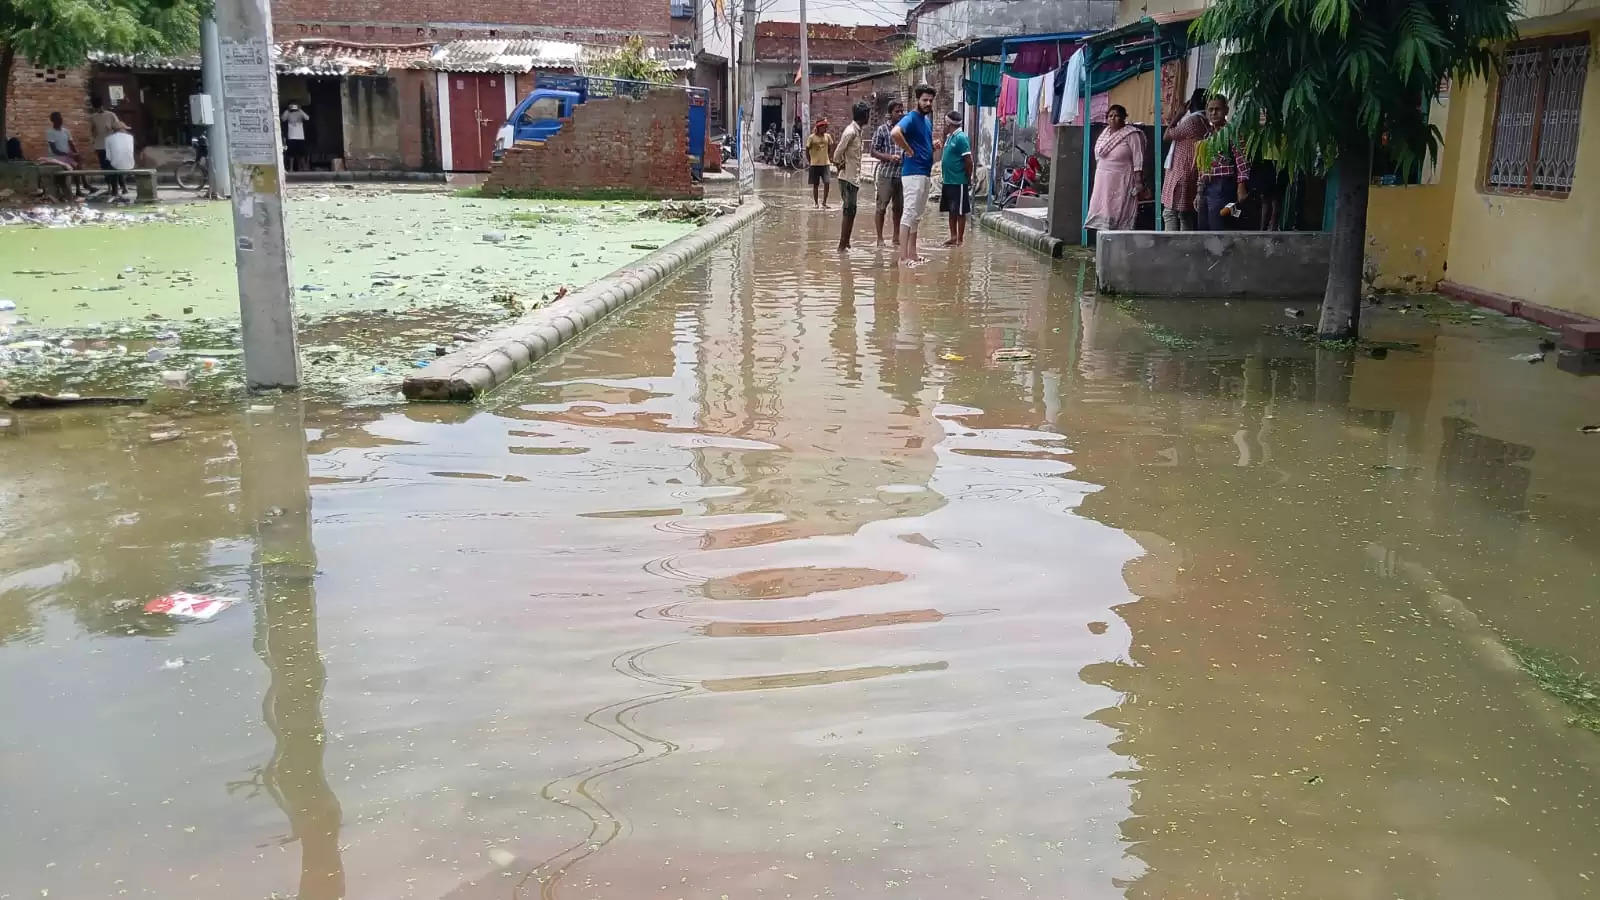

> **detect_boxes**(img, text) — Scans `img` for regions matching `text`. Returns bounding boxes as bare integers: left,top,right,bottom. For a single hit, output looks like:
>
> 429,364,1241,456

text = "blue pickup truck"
494,75,708,180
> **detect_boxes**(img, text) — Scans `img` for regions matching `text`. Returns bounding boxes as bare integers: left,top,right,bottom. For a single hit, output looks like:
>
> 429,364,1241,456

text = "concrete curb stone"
978,212,1065,259
405,200,764,402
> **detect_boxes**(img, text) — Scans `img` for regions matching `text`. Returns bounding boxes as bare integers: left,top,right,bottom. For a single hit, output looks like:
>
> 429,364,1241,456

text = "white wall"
760,0,915,27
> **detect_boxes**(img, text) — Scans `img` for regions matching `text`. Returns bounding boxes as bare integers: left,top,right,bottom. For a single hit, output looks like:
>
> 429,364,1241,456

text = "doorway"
760,98,783,137
443,73,510,171
277,76,345,170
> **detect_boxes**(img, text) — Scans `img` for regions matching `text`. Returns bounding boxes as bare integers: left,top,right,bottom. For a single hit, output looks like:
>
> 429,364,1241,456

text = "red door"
447,74,508,171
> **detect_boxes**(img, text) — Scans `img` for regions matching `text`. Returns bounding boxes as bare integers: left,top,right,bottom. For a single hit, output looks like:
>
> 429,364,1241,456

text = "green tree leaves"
585,36,671,84
1192,0,1518,177
2,0,203,68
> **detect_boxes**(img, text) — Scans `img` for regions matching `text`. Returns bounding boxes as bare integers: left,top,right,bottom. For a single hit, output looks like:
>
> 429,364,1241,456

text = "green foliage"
1505,638,1600,735
893,46,932,74
1,0,204,68
585,36,670,84
1191,0,1518,179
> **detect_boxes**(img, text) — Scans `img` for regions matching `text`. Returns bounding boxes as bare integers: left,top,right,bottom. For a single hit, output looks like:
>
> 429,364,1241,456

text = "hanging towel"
964,61,1002,108
1009,41,1075,77
1057,48,1086,125
998,75,1019,119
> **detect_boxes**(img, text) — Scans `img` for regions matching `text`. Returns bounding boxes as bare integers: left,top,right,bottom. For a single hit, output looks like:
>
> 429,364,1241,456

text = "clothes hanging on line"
964,60,1002,107
1056,48,1086,125
998,75,1019,119
1006,41,1078,77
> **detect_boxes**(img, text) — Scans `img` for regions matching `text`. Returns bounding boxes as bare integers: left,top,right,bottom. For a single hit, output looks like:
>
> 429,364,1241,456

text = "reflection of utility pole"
199,17,232,198
737,0,758,199
213,0,300,390
798,0,811,128
239,400,344,900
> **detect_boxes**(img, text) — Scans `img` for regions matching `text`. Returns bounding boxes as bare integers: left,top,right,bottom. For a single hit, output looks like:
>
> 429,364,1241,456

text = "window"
1486,36,1589,196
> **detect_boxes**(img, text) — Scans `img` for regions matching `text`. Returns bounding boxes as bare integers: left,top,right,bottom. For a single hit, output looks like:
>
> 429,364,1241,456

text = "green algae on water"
1505,638,1600,735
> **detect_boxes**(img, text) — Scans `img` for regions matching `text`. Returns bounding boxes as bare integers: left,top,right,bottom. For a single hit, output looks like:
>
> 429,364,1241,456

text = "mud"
1,179,1597,899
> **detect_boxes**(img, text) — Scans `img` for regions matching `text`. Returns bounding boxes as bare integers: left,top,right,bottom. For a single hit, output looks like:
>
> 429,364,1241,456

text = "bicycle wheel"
173,160,204,191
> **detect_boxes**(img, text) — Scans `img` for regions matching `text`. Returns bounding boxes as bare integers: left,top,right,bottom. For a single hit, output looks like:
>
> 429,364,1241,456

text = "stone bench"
42,168,157,202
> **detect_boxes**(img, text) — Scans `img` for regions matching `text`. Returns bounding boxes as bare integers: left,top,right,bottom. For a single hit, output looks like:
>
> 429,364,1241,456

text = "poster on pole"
219,37,279,165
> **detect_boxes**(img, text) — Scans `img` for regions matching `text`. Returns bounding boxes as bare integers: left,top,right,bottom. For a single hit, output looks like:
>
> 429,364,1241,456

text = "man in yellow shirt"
805,119,834,209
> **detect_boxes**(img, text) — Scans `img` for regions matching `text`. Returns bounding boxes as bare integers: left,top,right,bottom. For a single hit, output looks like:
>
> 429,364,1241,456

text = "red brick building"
4,0,687,173
747,22,906,135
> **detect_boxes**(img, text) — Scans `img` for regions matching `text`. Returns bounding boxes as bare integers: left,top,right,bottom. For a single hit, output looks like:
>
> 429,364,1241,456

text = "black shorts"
939,183,972,216
808,164,830,186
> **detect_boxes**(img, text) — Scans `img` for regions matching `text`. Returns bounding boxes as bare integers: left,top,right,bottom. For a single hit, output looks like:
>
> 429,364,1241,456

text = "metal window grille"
1487,37,1589,195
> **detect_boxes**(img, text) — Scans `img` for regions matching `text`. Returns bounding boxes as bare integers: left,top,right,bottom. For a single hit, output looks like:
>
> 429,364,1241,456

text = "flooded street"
3,181,1599,899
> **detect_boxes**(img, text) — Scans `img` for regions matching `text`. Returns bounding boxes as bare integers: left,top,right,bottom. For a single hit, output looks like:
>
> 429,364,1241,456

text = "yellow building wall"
1364,95,1465,291
1441,15,1600,317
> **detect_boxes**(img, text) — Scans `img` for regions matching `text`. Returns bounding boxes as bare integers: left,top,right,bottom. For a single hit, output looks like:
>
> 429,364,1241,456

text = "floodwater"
2,181,1599,899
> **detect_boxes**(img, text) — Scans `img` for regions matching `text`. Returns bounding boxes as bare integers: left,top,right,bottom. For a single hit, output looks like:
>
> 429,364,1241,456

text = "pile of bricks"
484,89,701,199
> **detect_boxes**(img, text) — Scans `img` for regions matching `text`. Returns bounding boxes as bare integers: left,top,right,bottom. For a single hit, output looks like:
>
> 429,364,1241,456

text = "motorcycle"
998,154,1043,208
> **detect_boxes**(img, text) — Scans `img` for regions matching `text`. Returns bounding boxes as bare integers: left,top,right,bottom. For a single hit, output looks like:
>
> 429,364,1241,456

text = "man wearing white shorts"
890,84,937,266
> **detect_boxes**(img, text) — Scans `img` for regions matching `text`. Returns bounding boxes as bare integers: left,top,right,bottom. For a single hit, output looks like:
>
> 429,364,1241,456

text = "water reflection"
3,185,1599,899
242,401,345,899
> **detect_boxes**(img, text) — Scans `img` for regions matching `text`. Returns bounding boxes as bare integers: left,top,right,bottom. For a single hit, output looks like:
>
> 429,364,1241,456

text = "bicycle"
172,134,210,193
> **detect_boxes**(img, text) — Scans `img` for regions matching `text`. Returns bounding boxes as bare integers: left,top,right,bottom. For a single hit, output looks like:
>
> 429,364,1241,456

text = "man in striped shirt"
870,100,905,245
1195,94,1251,230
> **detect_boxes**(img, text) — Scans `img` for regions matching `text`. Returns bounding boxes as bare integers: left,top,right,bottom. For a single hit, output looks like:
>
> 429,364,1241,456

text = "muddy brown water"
3,183,1599,898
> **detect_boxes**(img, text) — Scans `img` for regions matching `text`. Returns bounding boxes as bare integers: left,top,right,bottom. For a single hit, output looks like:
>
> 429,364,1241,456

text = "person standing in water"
832,102,869,251
890,84,936,266
938,109,973,246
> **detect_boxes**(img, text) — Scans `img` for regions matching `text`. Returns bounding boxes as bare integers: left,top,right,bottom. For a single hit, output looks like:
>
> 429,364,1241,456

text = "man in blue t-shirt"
890,83,937,266
939,109,974,246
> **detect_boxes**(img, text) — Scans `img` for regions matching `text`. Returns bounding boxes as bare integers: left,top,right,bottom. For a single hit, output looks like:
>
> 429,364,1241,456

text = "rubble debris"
8,393,147,409
638,199,734,225
992,348,1034,362
143,592,239,623
0,206,180,229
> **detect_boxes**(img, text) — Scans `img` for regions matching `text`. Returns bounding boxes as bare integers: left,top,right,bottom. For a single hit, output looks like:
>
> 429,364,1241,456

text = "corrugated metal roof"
424,39,587,72
426,39,695,73
92,39,692,76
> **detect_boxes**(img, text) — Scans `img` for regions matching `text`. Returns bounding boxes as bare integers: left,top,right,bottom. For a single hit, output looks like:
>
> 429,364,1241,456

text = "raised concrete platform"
979,209,1064,258
404,200,764,402
1096,230,1330,297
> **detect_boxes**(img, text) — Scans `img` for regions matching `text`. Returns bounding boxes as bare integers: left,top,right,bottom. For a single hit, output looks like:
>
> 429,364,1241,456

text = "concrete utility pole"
199,17,233,198
798,0,811,129
738,0,758,200
212,0,300,390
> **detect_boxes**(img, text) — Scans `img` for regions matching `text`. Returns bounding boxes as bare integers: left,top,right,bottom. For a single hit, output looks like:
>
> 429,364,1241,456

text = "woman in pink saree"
1085,105,1148,231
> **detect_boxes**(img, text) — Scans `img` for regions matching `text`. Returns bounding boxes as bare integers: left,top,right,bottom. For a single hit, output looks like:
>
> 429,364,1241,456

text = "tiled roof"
91,41,433,75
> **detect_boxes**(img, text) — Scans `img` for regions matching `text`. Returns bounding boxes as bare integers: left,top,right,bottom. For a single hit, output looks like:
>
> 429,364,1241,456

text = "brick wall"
754,22,903,63
810,72,909,135
484,89,700,199
270,0,669,40
4,59,92,159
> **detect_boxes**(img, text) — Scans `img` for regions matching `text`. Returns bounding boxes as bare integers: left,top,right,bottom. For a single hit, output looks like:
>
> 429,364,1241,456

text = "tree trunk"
0,44,14,153
1317,143,1372,340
